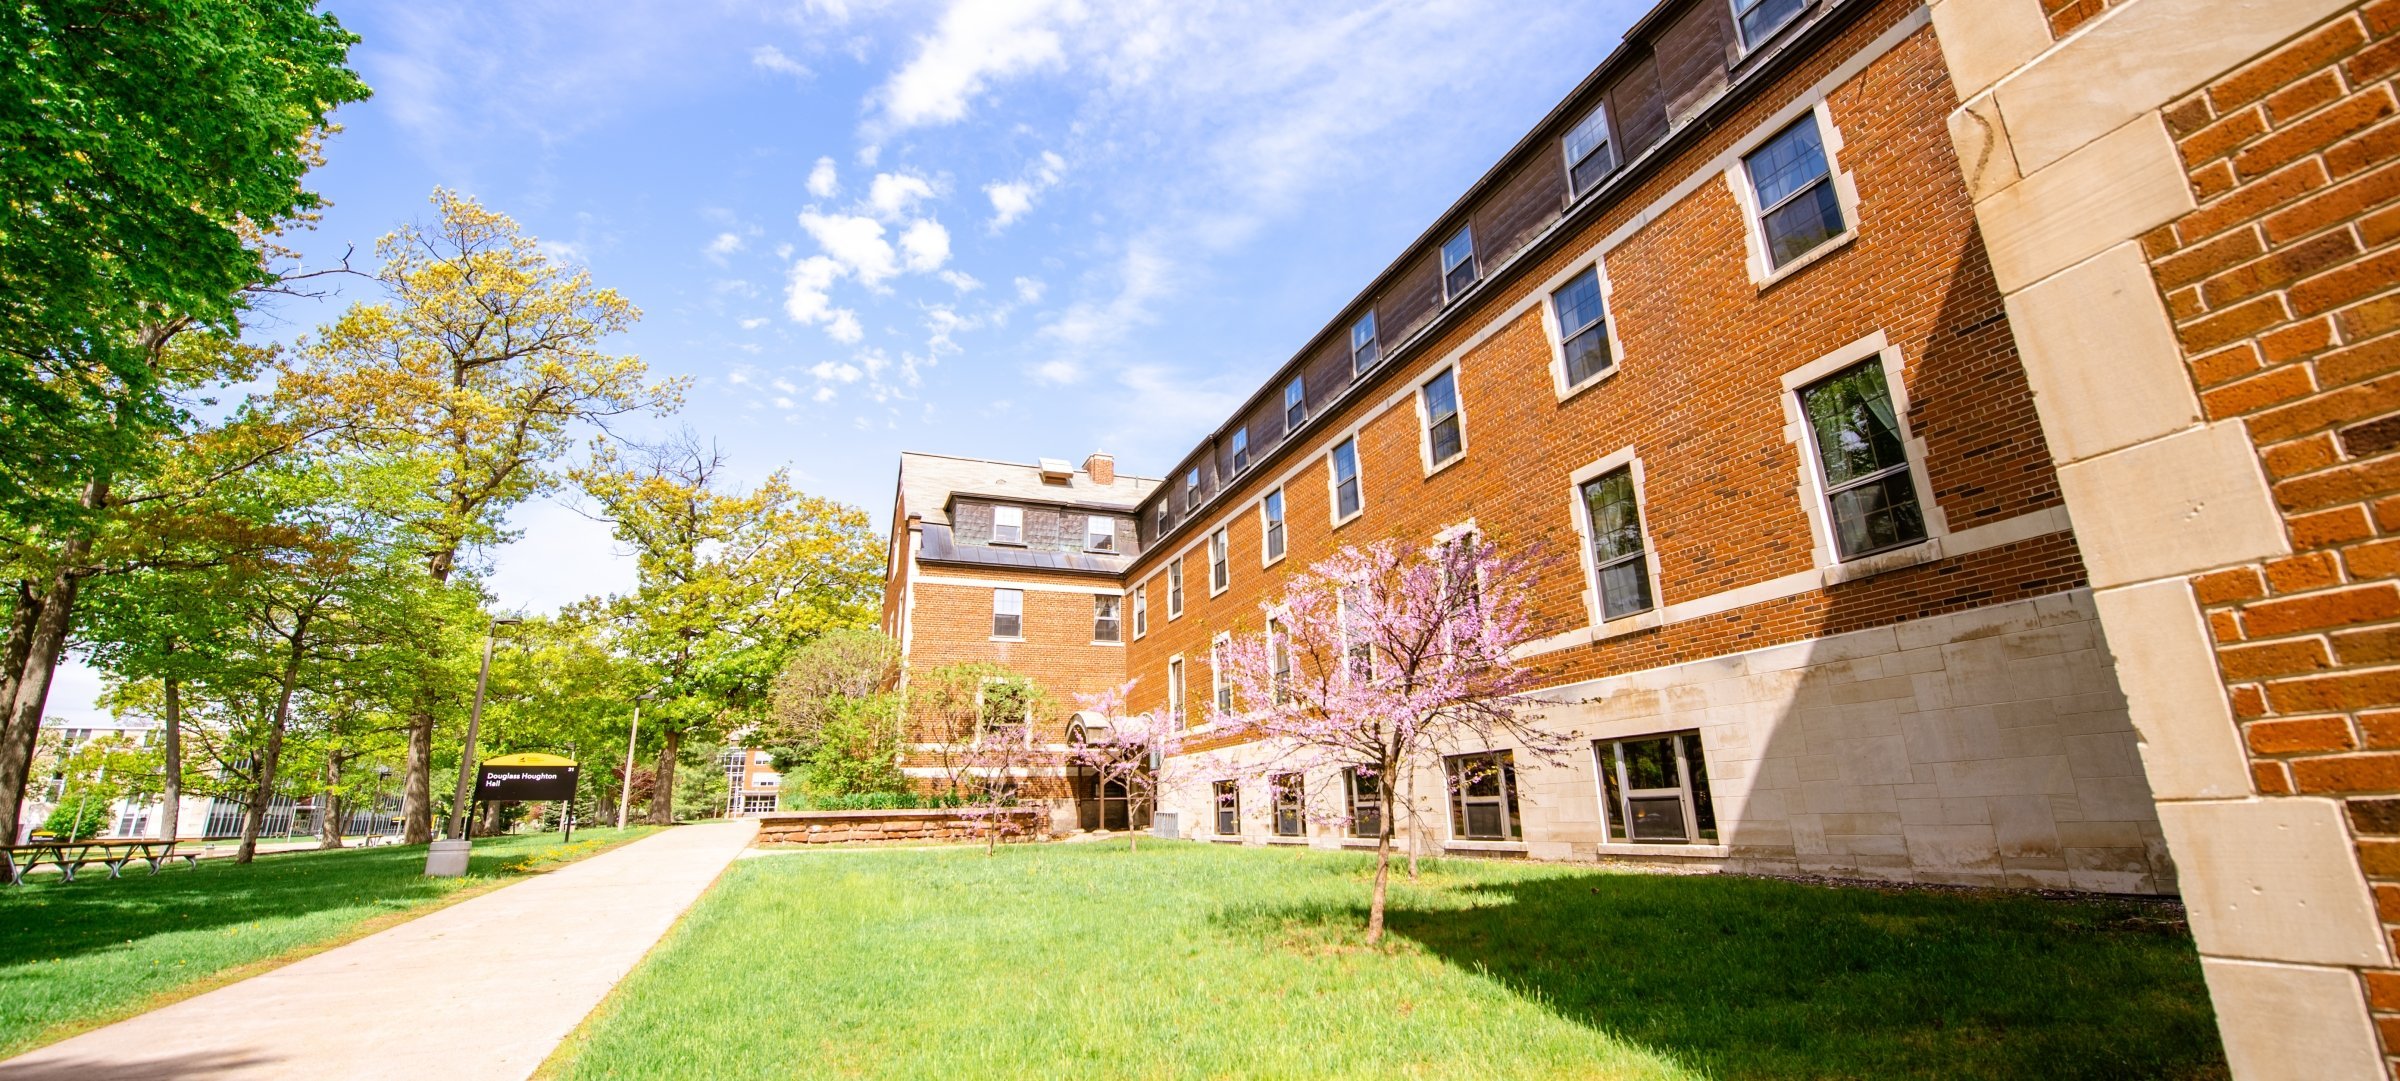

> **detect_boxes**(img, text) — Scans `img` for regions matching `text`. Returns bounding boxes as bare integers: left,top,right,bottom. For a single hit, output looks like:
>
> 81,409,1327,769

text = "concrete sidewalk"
0,819,757,1081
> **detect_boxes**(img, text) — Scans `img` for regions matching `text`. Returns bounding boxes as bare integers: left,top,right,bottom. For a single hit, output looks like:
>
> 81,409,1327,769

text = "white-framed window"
1345,766,1384,839
975,675,1035,736
1579,466,1655,622
1328,437,1363,524
1213,779,1239,835
1271,773,1305,837
1551,265,1615,390
1266,616,1293,704
1260,488,1286,564
1440,225,1478,302
1799,357,1928,560
1184,467,1201,508
1340,586,1374,683
1167,556,1185,617
1596,731,1718,843
1132,581,1149,639
991,505,1023,545
1093,594,1122,643
1085,515,1115,552
1419,368,1464,470
1208,527,1230,595
1733,0,1808,51
991,588,1023,639
1167,655,1187,729
1284,375,1307,430
1562,102,1616,198
1351,312,1380,375
1446,750,1522,841
1157,505,1172,534
1231,427,1250,473
1211,633,1233,715
1745,113,1846,271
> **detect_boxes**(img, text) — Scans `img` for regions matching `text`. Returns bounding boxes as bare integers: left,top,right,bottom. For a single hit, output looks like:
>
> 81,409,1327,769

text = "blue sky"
54,0,1646,723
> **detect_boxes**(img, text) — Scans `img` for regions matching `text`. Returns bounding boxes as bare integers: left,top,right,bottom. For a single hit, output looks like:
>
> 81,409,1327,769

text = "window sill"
1090,640,1124,648
1592,608,1663,642
1819,535,1940,587
1443,839,1526,853
1205,833,1245,844
1594,842,1729,858
1553,362,1620,405
988,636,1025,643
1423,451,1467,479
1329,509,1364,532
1260,550,1286,569
1338,837,1390,849
1754,228,1855,292
988,541,1027,549
1264,834,1310,845
1208,582,1229,599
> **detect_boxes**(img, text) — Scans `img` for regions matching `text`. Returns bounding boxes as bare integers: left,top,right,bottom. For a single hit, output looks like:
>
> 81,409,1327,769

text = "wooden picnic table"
1,837,198,885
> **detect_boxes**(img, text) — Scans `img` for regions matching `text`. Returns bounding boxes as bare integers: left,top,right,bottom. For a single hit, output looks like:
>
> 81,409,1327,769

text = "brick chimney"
1083,452,1115,485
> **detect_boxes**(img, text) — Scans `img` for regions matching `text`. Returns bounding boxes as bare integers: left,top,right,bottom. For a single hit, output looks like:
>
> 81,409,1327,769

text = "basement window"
1446,750,1521,841
1345,767,1383,839
1596,731,1718,843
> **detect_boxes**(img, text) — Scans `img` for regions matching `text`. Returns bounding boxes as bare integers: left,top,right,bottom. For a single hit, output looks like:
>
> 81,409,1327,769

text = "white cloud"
782,255,865,343
1013,276,1045,303
1042,240,1169,348
867,171,938,218
771,377,800,394
799,211,900,284
704,231,746,263
751,44,812,80
814,386,837,402
871,0,1076,131
939,270,983,292
984,150,1065,230
810,360,864,383
806,156,840,199
774,395,795,408
727,368,753,385
1032,359,1082,385
856,144,881,167
899,218,950,273
739,317,769,330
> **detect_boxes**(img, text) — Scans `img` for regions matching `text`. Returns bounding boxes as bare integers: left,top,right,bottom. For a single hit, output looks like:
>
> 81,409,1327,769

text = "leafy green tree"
277,188,681,842
0,0,368,525
574,435,880,823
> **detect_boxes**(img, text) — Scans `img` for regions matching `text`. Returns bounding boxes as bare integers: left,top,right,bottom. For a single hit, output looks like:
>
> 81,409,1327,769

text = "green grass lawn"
547,840,2224,1081
0,826,655,1056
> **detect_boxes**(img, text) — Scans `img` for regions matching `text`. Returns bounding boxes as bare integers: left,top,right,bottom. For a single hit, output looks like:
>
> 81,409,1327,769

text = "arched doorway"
1066,711,1149,833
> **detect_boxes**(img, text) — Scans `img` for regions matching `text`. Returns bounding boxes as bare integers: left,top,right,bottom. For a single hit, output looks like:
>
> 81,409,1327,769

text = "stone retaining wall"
751,808,1047,845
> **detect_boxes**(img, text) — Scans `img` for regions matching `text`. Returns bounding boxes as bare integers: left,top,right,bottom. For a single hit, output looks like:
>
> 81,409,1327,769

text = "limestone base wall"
1156,589,2174,894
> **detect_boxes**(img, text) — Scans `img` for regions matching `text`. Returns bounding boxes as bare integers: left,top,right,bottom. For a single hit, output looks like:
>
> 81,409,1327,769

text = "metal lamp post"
425,616,521,877
617,691,654,830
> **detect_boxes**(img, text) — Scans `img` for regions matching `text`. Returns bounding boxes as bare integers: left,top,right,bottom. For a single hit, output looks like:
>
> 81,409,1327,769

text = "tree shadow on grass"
1230,869,2226,1081
0,841,538,969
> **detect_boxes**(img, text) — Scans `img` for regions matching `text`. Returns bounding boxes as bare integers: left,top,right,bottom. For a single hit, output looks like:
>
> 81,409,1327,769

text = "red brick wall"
2138,2,2400,1067
900,564,1128,739
1122,4,2080,723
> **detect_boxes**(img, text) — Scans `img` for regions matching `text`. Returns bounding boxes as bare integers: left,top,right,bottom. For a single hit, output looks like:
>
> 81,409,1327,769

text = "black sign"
475,765,578,802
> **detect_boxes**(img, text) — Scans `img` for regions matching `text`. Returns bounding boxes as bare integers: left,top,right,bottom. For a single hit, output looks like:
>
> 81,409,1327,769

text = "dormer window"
992,505,1023,545
1733,0,1808,51
1441,226,1478,302
1232,428,1250,473
1185,468,1201,508
1563,104,1615,197
1085,515,1116,552
1351,312,1380,375
1284,376,1307,430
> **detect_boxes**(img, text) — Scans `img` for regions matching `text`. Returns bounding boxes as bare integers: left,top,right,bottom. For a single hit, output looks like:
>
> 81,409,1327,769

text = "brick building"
881,0,2400,1071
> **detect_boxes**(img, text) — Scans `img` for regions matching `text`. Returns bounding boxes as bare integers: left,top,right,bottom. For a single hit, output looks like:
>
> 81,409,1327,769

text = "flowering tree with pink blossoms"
1069,681,1182,853
1216,536,1571,945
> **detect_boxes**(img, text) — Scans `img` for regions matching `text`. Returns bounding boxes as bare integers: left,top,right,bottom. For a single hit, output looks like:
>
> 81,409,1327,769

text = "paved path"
0,819,757,1081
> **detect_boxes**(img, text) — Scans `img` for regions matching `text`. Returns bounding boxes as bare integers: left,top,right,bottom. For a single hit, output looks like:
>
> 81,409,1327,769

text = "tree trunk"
319,756,342,849
0,557,90,846
160,676,182,840
0,583,40,846
399,549,461,845
237,616,308,864
647,728,680,825
477,798,502,837
1404,761,1421,881
401,711,435,843
1369,813,1394,947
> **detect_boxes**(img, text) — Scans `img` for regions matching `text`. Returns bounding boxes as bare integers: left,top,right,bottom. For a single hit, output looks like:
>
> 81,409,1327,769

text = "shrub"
796,692,907,797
